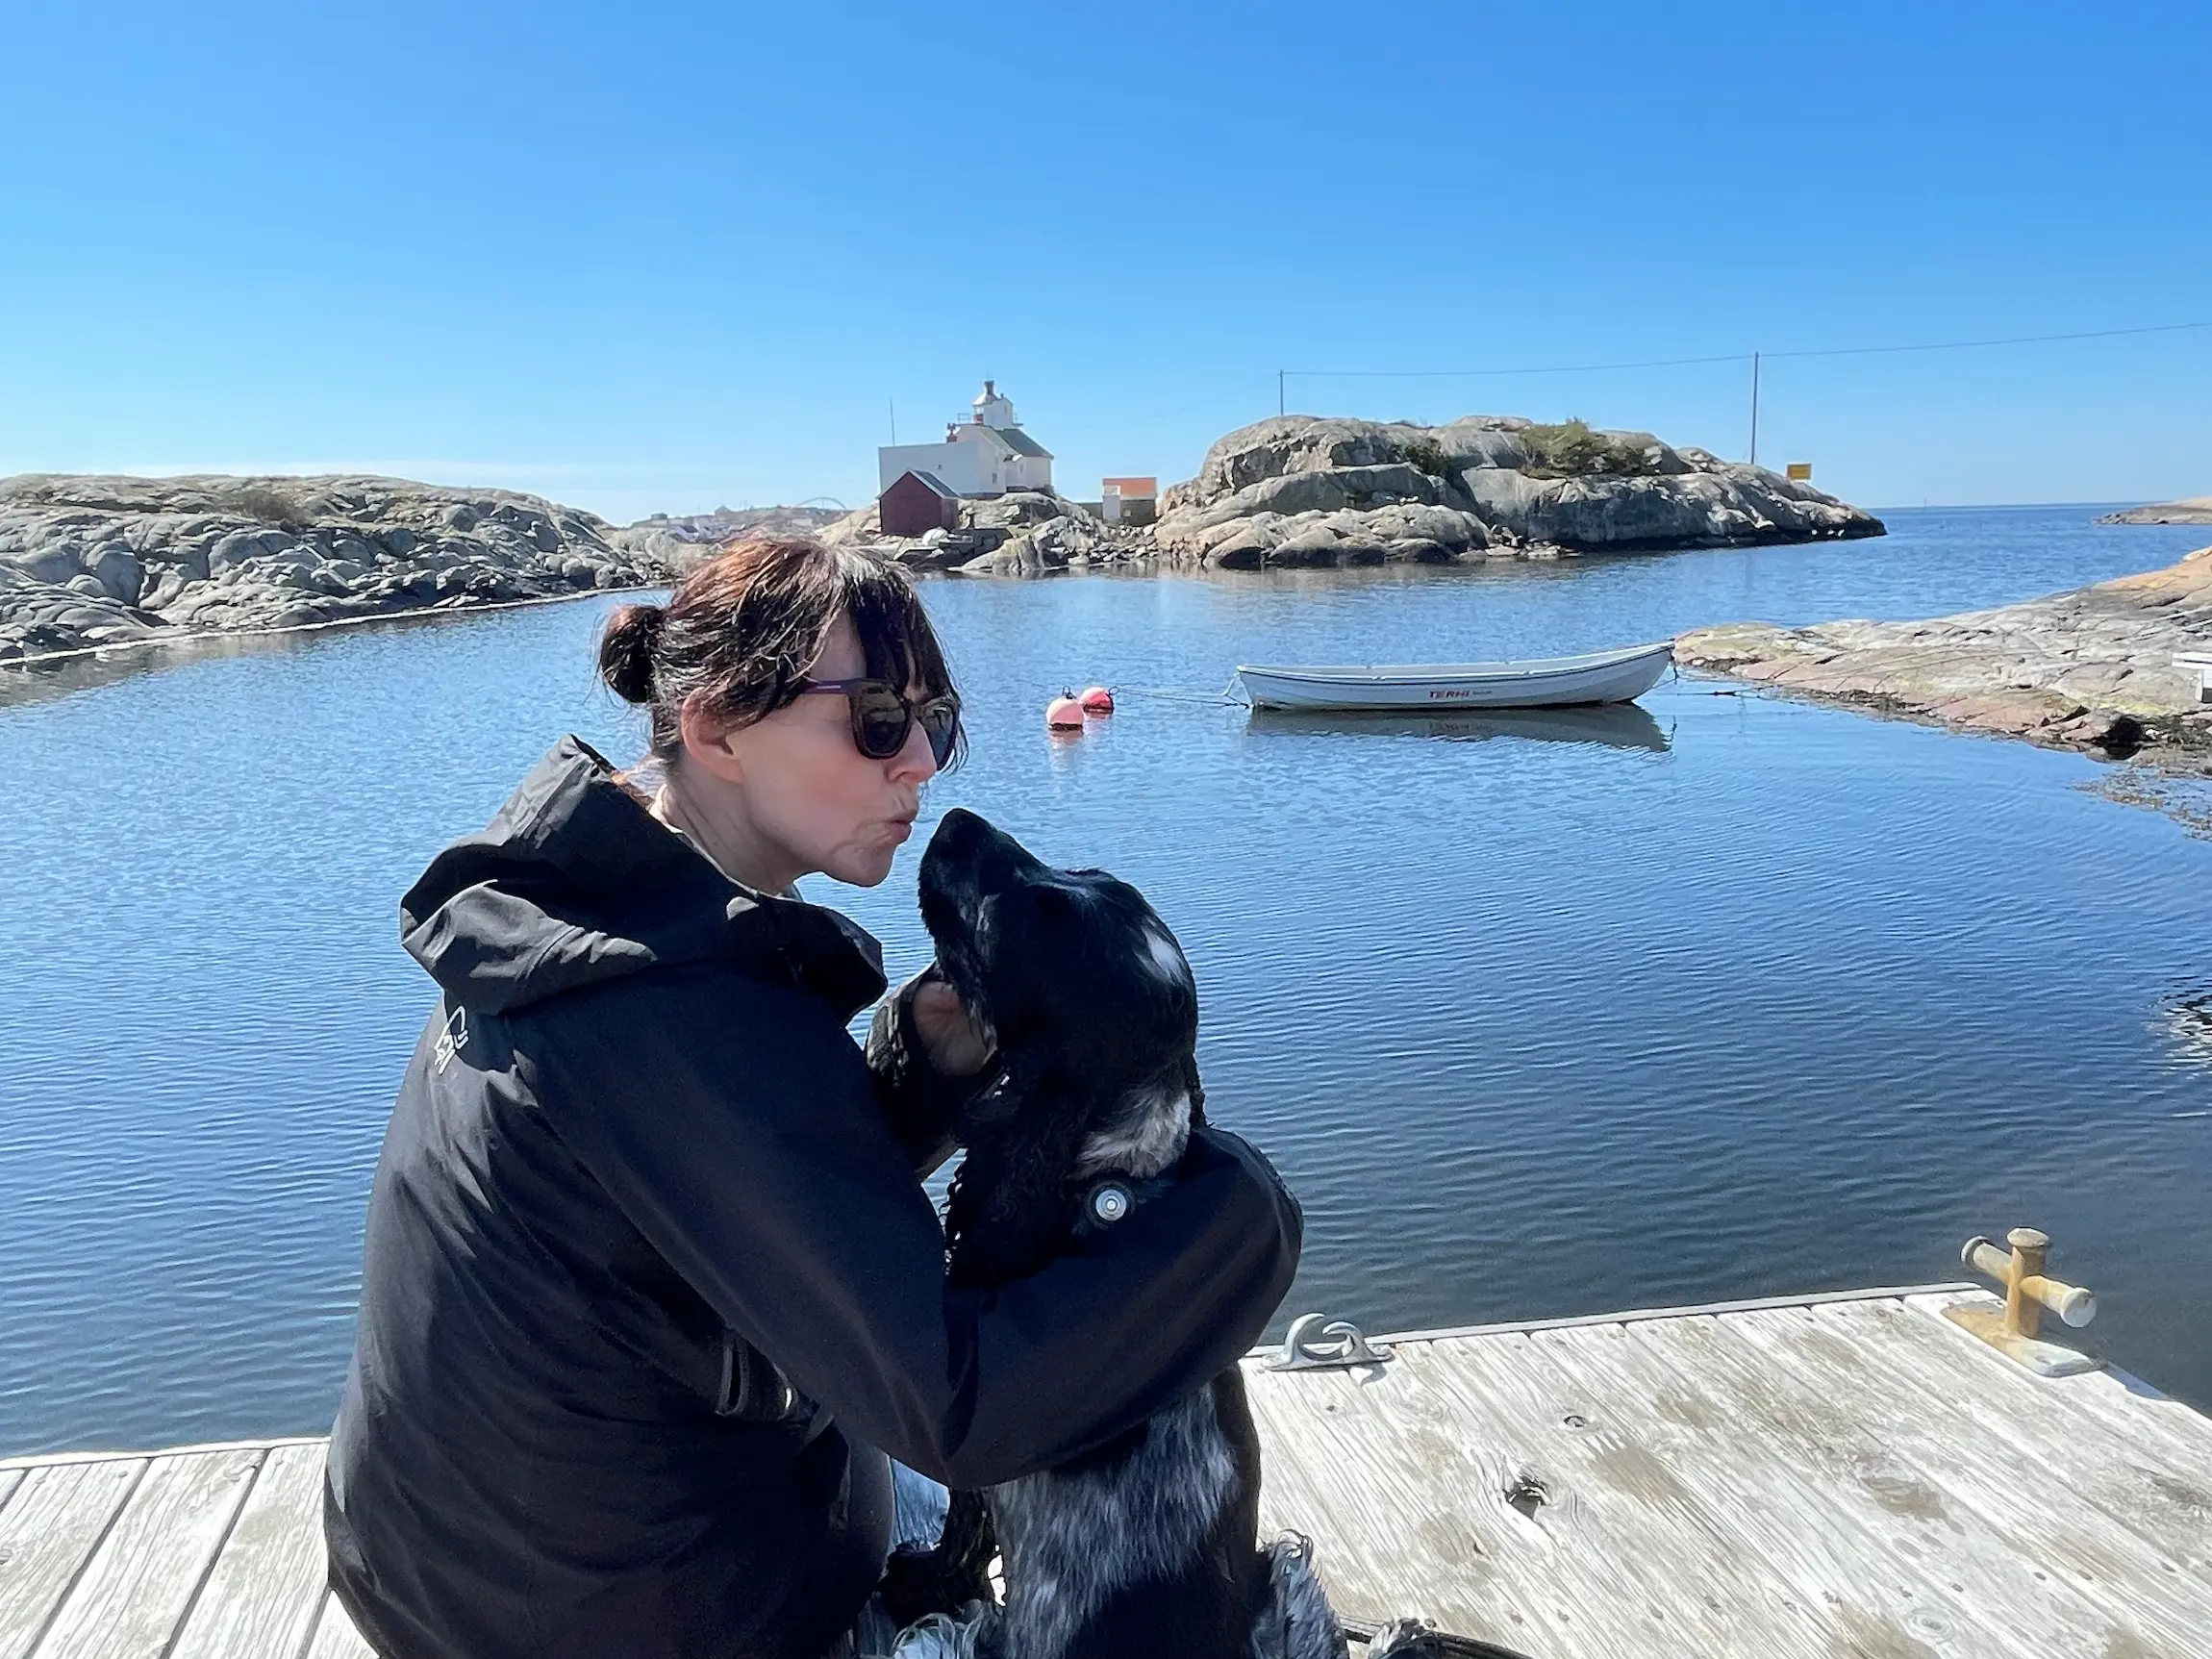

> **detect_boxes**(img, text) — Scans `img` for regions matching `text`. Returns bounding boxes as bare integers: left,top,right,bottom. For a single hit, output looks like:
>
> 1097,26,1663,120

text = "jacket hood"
399,736,888,1018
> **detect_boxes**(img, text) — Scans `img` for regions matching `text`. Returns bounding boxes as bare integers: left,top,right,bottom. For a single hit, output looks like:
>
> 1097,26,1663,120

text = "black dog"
885,808,1345,1659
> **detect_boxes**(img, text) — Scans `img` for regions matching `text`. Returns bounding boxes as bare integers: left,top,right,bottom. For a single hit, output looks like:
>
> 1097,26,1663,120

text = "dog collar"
1082,1180,1134,1227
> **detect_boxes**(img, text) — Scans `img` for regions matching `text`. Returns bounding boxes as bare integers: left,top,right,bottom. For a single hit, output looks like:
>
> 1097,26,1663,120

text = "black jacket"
324,737,1303,1659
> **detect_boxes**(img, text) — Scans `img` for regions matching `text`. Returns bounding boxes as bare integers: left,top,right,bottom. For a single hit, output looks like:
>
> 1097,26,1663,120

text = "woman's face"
689,616,943,891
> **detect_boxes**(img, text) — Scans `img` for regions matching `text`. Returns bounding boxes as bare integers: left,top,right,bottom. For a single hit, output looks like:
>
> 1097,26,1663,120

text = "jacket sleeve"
525,968,1302,1491
864,969,982,1178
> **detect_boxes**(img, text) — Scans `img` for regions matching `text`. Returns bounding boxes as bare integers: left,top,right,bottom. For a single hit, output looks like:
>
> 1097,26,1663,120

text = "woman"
325,539,1302,1659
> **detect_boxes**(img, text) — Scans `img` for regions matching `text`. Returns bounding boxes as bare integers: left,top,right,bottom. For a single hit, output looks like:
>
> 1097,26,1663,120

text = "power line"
1280,318,2212,384
1285,351,1750,381
1767,318,2212,361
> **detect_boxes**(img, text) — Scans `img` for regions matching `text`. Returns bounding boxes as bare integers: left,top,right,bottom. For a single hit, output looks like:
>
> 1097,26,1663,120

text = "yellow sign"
1786,462,1814,482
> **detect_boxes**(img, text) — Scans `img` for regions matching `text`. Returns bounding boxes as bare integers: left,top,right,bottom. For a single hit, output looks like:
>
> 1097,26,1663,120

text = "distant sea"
3,504,2207,1455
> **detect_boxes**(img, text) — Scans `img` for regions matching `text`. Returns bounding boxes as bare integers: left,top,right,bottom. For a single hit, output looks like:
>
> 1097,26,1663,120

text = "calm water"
3,505,2209,1456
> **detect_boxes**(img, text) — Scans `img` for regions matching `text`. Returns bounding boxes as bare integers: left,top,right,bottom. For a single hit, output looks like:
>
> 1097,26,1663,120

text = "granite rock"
0,474,672,663
1676,543,2212,763
2098,497,2212,526
1153,415,1883,568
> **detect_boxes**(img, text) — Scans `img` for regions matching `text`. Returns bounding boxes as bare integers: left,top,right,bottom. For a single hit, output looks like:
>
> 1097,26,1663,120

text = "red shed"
879,469,962,538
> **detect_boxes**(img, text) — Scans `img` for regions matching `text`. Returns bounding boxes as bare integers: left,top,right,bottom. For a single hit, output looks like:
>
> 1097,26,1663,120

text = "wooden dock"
4,1283,2209,1657
0,1438,370,1659
1248,1284,2212,1657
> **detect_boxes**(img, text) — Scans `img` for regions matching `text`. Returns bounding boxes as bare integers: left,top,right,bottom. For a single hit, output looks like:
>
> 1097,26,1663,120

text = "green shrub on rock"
222,484,310,530
1401,437,1455,479
1518,418,1660,479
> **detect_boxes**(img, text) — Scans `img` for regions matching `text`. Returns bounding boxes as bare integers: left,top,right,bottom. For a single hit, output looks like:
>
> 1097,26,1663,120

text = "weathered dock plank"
1246,1342,1649,1654
1900,1292,2212,1489
303,1595,378,1659
1395,1330,1838,1654
1247,1287,2212,1658
1792,1299,2212,1559
1621,1307,2164,1656
167,1443,330,1659
1529,1316,2026,1657
33,1449,259,1659
0,1460,147,1659
0,1472,23,1519
1734,1301,2212,1653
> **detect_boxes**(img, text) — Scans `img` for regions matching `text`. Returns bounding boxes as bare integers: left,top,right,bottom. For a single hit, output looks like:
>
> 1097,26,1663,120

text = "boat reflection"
1244,700,1671,752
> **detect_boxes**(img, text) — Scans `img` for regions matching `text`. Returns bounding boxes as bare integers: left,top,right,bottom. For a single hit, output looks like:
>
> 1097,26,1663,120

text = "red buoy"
1045,693,1084,731
1079,685,1115,716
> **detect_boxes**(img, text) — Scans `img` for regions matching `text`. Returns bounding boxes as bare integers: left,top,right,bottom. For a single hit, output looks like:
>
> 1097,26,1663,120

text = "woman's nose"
890,720,939,784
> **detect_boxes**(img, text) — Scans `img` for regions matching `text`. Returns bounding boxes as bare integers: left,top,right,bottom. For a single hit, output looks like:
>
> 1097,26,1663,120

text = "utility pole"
1747,352,1761,466
889,398,897,445
1278,370,1285,417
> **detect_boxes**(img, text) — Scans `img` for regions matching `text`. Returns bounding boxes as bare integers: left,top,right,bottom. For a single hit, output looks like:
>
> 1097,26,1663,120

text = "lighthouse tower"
876,379,1054,497
972,380,1018,430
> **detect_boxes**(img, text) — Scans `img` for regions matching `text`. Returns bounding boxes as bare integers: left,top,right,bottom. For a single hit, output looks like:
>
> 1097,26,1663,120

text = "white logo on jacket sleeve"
434,1008,469,1074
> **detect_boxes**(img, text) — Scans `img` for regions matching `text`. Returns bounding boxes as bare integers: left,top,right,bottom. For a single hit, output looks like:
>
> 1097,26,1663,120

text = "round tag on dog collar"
1087,1181,1133,1225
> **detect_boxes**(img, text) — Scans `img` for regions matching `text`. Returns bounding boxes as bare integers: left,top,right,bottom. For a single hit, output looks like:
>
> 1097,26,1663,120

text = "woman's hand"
910,977,994,1077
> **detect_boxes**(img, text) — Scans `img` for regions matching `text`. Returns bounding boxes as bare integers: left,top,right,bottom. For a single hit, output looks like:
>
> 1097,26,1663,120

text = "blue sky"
2,1,2206,521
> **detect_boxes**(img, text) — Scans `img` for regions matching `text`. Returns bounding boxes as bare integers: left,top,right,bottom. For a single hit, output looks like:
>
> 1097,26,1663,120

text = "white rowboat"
1235,641,1675,712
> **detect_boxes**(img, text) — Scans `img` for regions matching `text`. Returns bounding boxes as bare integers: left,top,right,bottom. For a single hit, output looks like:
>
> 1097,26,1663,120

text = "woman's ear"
678,696,747,786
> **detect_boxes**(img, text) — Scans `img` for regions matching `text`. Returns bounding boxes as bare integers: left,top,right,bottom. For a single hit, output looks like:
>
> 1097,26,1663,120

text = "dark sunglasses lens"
918,699,960,766
851,685,911,759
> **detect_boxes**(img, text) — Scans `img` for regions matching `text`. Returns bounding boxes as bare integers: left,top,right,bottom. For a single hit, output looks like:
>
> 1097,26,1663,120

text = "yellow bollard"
1946,1226,2099,1376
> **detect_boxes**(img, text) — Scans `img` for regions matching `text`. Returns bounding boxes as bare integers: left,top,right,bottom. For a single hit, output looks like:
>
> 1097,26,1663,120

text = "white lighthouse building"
877,381,1054,498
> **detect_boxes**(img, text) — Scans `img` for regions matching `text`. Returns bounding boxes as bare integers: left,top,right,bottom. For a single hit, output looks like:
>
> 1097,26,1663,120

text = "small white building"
877,381,1054,497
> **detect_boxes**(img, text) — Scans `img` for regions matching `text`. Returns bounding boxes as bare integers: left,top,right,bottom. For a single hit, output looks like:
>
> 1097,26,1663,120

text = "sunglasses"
795,678,962,767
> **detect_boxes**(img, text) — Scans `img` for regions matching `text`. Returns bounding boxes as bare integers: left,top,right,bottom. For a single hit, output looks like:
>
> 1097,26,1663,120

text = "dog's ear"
1183,1053,1207,1128
946,1054,1094,1288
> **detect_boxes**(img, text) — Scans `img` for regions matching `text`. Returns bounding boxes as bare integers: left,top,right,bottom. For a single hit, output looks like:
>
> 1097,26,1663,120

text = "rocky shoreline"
0,474,673,664
4,418,1884,664
1676,544,2212,764
11,466,2208,789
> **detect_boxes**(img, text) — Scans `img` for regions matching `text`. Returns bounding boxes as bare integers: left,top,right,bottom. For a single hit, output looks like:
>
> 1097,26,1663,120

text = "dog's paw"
1253,1533,1349,1659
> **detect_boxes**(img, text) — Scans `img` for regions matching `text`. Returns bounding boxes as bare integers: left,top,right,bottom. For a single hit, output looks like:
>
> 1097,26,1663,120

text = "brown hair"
598,538,964,765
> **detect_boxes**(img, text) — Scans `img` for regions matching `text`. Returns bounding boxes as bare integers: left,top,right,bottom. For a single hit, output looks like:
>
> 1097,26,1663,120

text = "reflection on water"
2,505,2209,1456
0,595,624,714
1245,702,1671,752
2163,991,2212,1069
0,632,326,712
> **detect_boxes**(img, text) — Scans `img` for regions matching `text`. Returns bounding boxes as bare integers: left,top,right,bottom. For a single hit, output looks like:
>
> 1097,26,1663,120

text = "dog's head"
919,807,1203,1282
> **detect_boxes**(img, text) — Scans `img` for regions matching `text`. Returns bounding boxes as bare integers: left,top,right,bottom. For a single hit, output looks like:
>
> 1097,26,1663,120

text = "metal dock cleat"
1267,1313,1393,1371
1944,1226,2101,1376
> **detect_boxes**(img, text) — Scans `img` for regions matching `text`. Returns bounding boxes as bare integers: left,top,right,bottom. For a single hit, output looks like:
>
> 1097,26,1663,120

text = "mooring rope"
1103,683,1245,706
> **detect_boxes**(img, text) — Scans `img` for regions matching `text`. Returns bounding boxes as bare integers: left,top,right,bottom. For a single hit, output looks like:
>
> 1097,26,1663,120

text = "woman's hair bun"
597,603,666,705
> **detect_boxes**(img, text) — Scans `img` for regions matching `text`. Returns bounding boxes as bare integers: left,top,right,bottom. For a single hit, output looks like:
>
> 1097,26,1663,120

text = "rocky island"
1149,415,1882,567
1677,544,2212,763
0,474,673,663
2098,497,2212,526
837,414,1883,575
